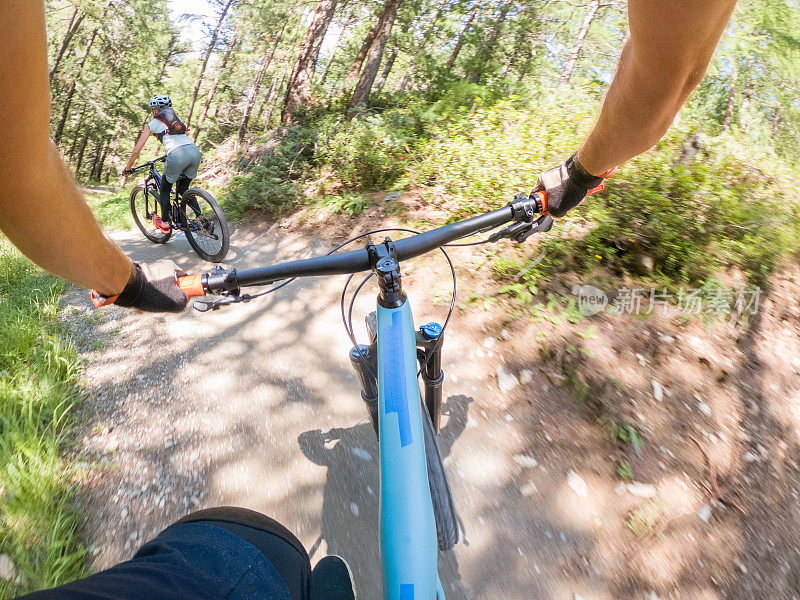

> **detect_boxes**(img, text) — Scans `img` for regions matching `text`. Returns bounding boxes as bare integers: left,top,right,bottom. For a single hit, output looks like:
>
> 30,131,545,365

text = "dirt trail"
62,211,800,600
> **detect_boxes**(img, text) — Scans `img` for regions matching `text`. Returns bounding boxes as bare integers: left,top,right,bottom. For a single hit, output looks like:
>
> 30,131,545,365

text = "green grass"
0,238,88,596
626,500,663,537
617,461,634,481
84,189,132,230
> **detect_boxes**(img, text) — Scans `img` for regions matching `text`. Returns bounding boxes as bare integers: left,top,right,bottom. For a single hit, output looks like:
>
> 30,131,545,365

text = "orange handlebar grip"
178,274,206,298
533,190,549,213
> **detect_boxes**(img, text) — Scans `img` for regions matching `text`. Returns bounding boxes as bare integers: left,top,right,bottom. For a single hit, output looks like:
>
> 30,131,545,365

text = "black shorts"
17,507,312,600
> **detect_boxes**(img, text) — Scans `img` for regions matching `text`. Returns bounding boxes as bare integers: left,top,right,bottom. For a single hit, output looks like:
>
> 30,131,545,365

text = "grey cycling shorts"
164,143,202,184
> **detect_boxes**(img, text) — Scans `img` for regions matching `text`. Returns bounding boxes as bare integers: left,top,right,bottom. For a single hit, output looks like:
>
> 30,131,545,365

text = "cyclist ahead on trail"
123,95,202,235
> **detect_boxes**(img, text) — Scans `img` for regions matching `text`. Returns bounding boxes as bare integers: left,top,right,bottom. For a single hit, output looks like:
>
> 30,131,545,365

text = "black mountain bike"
128,156,230,263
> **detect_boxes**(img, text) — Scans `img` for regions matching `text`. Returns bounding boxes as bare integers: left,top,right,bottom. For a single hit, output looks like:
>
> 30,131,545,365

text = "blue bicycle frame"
149,165,163,191
189,203,539,597
377,299,446,600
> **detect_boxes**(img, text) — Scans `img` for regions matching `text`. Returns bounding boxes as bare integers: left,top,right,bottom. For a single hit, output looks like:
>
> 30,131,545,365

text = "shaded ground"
62,197,800,599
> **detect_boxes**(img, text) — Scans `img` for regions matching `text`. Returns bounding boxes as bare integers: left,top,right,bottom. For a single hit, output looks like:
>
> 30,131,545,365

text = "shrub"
317,111,420,191
222,127,315,218
577,134,800,285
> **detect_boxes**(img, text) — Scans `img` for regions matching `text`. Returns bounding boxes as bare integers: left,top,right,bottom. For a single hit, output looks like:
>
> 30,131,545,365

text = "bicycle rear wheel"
179,188,230,263
130,184,171,244
422,399,459,551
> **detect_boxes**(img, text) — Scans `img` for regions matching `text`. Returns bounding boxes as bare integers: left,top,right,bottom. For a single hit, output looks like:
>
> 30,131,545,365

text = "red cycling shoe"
152,214,171,234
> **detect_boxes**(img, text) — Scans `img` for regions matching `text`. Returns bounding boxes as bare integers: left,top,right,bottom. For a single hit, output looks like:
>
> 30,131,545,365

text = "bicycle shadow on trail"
298,394,475,600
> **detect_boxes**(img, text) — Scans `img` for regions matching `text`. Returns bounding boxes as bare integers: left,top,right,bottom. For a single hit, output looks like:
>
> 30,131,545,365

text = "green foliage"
317,111,420,191
0,240,87,596
617,461,634,481
403,97,800,290
616,422,644,453
577,133,800,286
315,191,371,216
626,501,663,537
408,95,595,212
222,128,314,218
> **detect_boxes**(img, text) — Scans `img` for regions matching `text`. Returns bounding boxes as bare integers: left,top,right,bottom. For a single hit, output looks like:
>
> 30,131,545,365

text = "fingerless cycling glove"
533,153,609,217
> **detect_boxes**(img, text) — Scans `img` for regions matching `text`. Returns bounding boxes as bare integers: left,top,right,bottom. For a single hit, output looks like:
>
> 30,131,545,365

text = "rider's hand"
532,153,611,218
93,260,188,312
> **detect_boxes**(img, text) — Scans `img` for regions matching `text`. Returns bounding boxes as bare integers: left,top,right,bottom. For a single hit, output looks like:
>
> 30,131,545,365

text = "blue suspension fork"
376,300,442,600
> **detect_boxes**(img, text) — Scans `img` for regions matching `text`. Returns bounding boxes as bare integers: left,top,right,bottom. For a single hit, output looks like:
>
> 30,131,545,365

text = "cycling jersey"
148,118,193,154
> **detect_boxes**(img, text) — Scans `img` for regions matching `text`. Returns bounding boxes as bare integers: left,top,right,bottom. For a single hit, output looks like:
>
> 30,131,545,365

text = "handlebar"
177,192,552,301
131,155,167,172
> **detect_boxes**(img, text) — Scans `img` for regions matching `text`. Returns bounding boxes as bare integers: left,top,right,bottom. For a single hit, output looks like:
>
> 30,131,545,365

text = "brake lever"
488,213,554,243
192,293,254,312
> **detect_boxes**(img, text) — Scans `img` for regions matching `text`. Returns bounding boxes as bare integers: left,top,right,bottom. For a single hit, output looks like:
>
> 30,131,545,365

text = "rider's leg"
176,506,312,600
17,506,309,599
179,507,354,600
176,175,202,214
158,178,173,221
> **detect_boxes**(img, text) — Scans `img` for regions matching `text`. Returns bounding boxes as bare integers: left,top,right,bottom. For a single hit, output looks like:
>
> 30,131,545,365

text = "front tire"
130,184,171,244
422,399,459,551
179,188,230,263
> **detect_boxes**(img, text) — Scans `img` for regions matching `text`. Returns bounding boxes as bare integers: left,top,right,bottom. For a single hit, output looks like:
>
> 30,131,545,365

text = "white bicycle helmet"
149,95,172,109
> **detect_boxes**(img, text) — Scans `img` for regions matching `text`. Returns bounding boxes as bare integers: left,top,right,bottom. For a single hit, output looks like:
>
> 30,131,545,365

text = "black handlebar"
205,205,514,292
131,155,166,172
198,194,550,297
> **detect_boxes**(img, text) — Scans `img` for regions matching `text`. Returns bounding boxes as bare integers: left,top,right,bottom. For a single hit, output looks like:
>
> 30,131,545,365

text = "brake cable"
338,227,457,380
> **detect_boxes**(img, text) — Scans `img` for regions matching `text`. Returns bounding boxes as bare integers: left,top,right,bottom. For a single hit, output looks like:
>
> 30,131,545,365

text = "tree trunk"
319,7,359,87
373,47,398,94
446,1,481,71
53,26,101,145
262,74,286,129
771,107,781,137
193,34,238,141
66,106,89,159
67,125,82,160
721,62,738,133
344,10,384,90
104,136,121,184
87,138,103,181
49,7,85,82
185,0,235,128
157,35,180,81
237,32,284,147
348,0,402,110
74,133,90,177
239,21,289,143
282,0,340,124
237,64,267,147
396,0,447,91
558,0,600,86
739,86,751,130
93,138,112,181
469,2,510,84
319,8,356,86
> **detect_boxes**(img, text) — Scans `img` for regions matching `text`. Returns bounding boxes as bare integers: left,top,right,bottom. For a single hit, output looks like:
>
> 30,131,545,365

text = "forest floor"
62,191,800,600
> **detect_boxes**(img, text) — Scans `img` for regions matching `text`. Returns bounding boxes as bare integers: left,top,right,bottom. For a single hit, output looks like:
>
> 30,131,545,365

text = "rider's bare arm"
0,1,133,296
124,126,152,172
578,0,738,176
